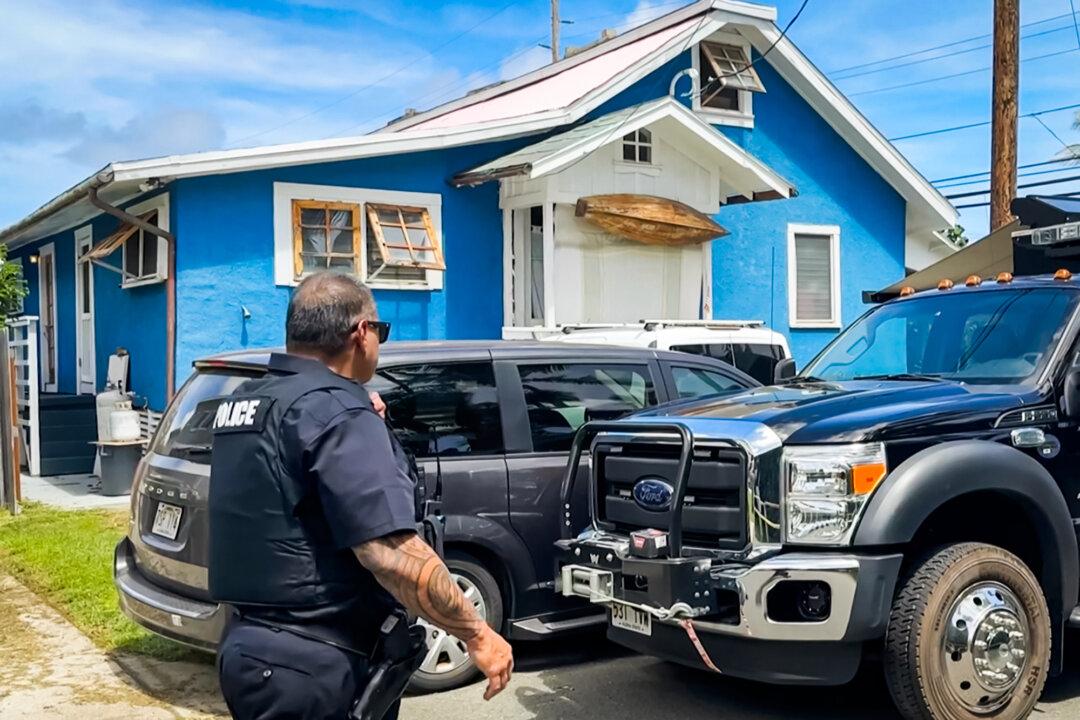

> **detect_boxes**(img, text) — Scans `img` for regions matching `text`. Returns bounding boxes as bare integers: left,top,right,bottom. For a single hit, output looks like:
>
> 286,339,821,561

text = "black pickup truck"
556,245,1080,718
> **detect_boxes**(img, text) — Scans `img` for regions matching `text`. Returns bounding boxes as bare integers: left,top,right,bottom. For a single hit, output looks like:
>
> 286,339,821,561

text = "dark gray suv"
114,340,756,691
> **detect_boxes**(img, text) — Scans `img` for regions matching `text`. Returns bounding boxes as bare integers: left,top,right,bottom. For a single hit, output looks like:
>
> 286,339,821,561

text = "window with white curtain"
788,224,840,328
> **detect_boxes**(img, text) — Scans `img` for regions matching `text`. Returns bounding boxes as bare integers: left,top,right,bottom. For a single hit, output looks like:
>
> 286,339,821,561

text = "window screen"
793,232,835,323
519,363,656,452
368,362,502,457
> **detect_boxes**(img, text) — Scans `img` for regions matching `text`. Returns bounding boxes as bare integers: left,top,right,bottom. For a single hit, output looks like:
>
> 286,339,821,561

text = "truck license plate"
152,502,183,540
610,602,652,636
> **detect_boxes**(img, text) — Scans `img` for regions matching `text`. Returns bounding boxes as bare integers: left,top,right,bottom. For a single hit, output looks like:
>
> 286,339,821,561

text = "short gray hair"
286,272,376,356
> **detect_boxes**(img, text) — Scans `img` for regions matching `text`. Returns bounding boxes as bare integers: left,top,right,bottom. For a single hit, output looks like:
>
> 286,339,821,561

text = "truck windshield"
801,287,1079,385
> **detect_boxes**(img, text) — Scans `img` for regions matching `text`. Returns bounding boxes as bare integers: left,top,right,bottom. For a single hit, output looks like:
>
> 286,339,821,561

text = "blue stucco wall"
171,140,526,389
10,193,169,409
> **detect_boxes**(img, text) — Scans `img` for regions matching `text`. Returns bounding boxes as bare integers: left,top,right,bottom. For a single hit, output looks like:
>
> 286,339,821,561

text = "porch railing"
6,317,40,476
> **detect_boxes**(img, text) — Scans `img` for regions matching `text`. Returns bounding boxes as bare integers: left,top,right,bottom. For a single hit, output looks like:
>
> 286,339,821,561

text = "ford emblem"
632,477,674,512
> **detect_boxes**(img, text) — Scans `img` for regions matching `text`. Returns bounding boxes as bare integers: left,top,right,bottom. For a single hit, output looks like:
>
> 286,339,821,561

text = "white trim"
502,208,513,327
702,241,713,319
272,182,443,290
787,223,841,329
37,242,58,393
73,225,96,394
691,29,756,127
541,203,555,325
120,194,170,288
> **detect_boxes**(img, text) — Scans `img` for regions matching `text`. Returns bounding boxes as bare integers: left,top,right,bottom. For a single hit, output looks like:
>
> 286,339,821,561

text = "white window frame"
692,31,756,129
621,128,653,164
273,182,443,291
38,242,58,393
120,194,170,288
74,225,96,394
787,223,841,329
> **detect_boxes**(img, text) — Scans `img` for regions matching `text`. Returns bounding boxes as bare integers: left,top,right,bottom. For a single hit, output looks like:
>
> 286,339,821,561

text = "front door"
38,242,57,392
74,227,96,394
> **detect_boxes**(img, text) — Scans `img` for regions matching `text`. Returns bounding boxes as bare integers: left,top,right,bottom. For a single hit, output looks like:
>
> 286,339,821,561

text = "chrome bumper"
113,537,226,652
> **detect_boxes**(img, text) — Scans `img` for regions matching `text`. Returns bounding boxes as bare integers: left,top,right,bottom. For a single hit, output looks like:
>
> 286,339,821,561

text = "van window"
151,370,256,460
670,343,782,384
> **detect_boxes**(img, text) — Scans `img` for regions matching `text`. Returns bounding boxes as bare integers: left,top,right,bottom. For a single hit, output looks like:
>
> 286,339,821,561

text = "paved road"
403,631,1080,720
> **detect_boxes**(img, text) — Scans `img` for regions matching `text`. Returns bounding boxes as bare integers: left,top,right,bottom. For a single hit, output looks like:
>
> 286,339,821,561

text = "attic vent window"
698,41,765,112
622,128,652,163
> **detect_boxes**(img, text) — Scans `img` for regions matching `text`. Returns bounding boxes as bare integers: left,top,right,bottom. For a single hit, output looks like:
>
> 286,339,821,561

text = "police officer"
208,272,513,720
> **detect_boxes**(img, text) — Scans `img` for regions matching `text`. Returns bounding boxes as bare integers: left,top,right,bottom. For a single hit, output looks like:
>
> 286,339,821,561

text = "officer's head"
286,272,384,382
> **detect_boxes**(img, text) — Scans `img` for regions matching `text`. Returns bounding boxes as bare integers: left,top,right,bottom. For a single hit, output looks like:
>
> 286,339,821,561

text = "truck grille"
595,441,747,550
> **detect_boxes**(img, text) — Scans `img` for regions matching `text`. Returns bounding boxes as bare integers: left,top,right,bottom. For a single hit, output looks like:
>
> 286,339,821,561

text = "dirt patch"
0,575,227,720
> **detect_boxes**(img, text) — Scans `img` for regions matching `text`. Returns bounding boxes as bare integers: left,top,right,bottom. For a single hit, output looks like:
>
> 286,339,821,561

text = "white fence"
6,316,40,476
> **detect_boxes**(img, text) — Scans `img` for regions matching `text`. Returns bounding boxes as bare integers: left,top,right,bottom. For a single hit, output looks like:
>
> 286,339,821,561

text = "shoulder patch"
210,395,275,433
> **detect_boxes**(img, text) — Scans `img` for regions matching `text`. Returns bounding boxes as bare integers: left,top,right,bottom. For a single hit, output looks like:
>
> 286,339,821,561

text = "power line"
826,10,1078,75
225,0,521,148
944,172,1080,199
890,101,1080,142
1071,0,1080,49
1032,114,1080,159
832,25,1071,81
849,47,1079,98
931,157,1077,184
936,164,1080,189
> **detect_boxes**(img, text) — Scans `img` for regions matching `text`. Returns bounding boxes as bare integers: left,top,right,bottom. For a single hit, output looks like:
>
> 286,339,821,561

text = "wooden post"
551,0,560,63
9,355,19,504
990,0,1019,231
0,338,17,514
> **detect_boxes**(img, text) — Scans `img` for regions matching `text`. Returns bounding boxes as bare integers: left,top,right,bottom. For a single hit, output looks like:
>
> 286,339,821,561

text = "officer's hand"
466,625,514,700
368,391,386,419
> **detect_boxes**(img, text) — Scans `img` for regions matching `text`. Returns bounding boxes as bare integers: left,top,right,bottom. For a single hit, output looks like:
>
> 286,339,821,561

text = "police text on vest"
214,399,261,429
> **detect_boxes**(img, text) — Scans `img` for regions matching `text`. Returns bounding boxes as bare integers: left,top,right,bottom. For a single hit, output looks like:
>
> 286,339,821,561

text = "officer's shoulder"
289,384,374,423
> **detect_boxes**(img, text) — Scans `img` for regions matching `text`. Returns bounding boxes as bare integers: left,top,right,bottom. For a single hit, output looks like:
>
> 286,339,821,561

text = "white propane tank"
96,386,125,443
109,401,141,442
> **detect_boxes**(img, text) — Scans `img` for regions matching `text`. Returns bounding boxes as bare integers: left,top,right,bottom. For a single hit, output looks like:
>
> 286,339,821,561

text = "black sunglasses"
352,319,391,344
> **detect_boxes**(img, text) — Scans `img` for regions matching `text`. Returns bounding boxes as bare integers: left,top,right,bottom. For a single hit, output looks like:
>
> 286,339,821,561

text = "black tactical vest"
207,364,398,610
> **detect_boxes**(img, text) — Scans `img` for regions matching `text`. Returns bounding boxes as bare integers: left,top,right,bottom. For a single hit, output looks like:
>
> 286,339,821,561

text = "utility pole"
989,0,1019,230
551,0,560,63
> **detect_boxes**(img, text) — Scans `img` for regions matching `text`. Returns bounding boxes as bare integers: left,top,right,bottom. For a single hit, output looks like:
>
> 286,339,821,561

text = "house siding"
10,194,169,409
171,141,523,389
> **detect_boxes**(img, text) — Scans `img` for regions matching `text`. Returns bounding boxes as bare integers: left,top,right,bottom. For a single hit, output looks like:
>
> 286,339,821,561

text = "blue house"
0,0,957,419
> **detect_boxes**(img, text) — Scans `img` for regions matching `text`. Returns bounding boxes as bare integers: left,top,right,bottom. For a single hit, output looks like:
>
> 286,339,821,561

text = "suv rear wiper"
853,373,946,382
170,444,212,458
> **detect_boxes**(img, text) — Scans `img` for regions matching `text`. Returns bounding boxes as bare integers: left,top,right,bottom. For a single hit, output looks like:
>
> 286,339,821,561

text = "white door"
74,227,96,394
38,242,58,393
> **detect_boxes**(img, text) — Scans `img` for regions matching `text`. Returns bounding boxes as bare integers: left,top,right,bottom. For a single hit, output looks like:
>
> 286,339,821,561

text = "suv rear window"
670,343,783,384
151,370,257,461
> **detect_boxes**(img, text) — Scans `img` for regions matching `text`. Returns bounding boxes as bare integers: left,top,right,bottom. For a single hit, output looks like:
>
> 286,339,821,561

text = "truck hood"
645,380,1038,444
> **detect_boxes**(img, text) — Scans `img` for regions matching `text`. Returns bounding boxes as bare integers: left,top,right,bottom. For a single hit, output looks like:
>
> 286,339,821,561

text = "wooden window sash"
291,199,362,279
366,203,445,271
701,41,765,94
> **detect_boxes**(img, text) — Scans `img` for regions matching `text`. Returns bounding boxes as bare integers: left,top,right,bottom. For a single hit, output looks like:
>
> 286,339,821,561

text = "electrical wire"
826,9,1078,75
935,164,1080,189
931,157,1078,184
225,0,522,148
1032,114,1080,159
1071,0,1080,49
891,101,1080,142
944,173,1080,199
848,47,1080,98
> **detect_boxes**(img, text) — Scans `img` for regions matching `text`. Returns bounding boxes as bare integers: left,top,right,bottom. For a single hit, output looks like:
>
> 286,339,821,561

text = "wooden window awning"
78,223,139,263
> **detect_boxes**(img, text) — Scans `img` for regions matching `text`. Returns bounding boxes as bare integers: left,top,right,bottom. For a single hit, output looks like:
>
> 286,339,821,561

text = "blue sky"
1,0,1079,239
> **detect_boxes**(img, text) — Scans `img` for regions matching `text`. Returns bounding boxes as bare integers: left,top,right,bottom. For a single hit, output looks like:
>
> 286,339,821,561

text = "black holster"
349,610,427,720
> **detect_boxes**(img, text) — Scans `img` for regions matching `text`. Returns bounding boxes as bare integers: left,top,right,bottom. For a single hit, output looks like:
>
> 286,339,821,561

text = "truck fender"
441,513,535,616
854,440,1078,662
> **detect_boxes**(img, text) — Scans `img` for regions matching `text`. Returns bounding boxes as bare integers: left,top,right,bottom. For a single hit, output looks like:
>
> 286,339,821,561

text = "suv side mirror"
1063,368,1080,418
773,358,797,384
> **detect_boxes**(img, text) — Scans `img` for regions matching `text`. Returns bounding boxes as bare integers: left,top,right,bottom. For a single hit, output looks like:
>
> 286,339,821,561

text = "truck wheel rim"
416,573,487,676
941,581,1030,714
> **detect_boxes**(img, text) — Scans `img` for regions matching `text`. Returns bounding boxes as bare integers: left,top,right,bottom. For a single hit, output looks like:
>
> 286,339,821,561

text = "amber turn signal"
964,275,982,287
899,286,915,297
996,272,1013,284
852,462,887,495
1054,268,1073,281
937,278,954,290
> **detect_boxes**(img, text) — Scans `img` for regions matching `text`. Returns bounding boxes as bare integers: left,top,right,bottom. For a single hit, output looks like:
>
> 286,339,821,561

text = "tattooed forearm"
353,532,485,642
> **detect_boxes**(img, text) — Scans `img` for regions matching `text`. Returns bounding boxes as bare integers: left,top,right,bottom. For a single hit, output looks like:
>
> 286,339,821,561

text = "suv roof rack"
556,319,766,334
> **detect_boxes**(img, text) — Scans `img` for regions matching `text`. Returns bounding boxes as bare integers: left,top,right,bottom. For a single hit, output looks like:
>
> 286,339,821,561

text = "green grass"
0,501,202,661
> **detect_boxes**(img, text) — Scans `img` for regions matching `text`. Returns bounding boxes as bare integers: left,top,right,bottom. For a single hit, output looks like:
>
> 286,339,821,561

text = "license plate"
610,602,652,636
152,502,183,540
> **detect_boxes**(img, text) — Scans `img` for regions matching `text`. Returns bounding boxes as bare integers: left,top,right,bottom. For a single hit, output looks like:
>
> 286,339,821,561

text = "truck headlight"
783,443,887,545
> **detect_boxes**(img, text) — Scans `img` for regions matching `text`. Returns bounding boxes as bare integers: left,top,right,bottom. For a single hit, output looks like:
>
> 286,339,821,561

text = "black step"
39,456,96,476
41,439,96,458
39,408,97,429
38,393,96,409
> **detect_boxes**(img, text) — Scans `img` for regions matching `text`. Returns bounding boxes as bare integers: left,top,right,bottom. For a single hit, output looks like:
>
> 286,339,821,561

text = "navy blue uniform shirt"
240,353,416,647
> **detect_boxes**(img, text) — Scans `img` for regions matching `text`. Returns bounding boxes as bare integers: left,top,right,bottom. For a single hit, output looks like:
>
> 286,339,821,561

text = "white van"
535,320,791,385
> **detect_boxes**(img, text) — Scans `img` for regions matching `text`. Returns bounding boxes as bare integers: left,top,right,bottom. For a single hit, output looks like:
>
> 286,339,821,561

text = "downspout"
88,187,177,402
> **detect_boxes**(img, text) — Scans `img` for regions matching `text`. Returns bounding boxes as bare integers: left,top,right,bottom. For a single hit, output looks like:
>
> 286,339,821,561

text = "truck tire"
408,554,504,694
883,542,1050,720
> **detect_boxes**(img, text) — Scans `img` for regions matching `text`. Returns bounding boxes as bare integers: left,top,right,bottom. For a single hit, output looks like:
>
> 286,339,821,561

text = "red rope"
678,619,722,674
